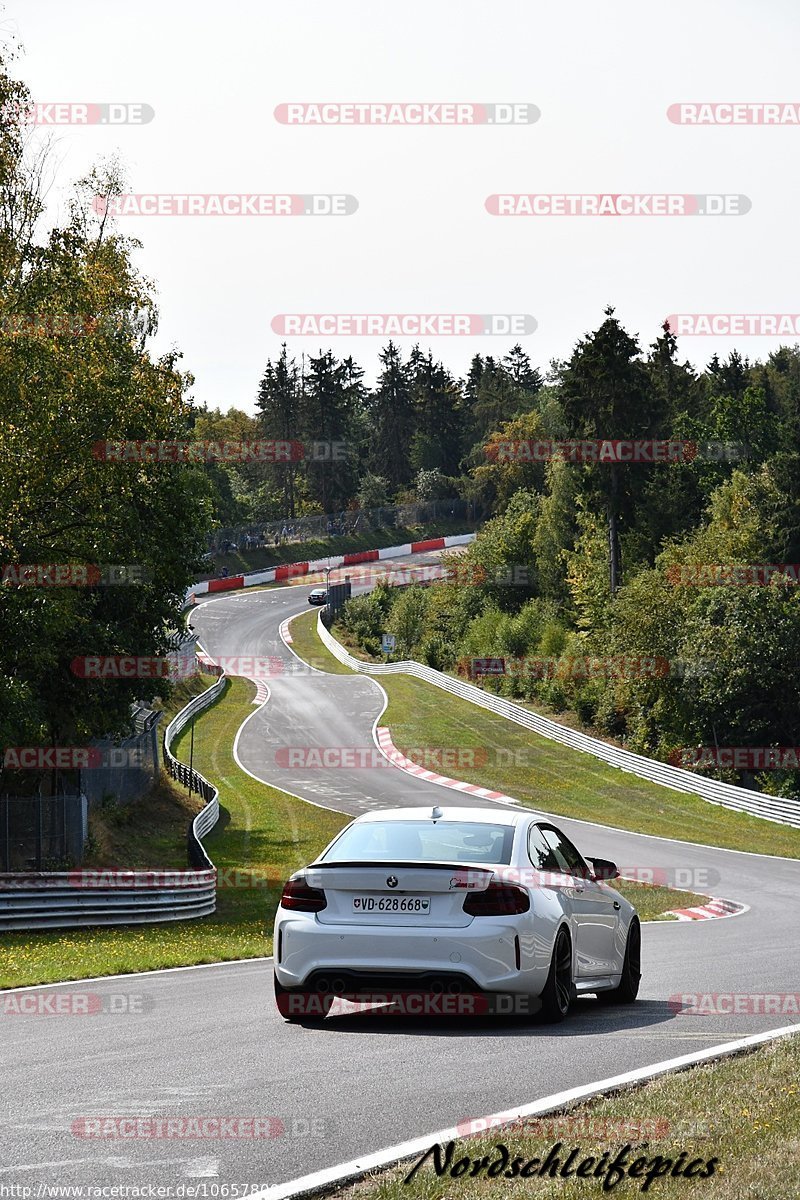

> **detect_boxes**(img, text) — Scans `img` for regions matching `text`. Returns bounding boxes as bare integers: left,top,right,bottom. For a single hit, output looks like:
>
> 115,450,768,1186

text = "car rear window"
321,820,515,864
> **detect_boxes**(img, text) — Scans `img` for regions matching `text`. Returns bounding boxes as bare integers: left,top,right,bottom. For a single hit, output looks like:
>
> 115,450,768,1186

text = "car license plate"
352,895,431,914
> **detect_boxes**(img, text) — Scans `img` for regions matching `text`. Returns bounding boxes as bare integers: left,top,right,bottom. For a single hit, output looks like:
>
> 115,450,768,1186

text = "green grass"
0,639,709,987
611,879,708,922
0,677,347,988
293,612,800,860
334,1034,800,1200
82,774,203,871
287,609,355,675
379,675,800,859
152,665,217,724
200,520,476,580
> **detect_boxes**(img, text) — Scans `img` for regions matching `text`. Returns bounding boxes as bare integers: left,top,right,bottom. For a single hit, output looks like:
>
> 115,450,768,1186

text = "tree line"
336,311,800,798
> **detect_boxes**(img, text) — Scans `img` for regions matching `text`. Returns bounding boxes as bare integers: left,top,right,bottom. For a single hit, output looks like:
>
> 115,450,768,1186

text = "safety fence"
316,616,800,830
0,790,87,872
0,677,224,931
208,499,481,553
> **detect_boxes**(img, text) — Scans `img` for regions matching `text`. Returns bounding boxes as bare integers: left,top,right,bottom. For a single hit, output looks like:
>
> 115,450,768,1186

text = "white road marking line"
247,1024,800,1200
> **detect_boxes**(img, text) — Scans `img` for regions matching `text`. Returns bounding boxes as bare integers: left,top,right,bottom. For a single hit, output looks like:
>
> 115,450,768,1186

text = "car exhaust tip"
446,980,463,995
315,977,332,993
331,978,346,993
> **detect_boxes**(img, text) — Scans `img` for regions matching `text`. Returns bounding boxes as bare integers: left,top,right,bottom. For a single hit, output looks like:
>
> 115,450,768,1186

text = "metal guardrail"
317,615,800,830
0,677,225,931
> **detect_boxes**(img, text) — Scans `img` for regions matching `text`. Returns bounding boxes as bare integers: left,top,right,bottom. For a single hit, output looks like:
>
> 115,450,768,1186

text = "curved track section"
2,554,798,1194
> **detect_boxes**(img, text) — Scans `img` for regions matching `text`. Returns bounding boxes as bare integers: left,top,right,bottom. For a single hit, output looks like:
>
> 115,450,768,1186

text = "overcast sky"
4,0,800,411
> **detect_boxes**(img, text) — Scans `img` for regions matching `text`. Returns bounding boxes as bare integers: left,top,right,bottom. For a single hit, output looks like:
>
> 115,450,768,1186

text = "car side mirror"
588,857,620,881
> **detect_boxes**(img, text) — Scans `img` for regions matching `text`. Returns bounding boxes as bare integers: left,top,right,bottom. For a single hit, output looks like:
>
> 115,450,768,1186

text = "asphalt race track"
2,553,799,1193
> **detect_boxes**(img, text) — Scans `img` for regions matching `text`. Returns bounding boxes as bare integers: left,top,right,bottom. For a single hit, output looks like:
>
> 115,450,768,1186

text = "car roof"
352,805,524,826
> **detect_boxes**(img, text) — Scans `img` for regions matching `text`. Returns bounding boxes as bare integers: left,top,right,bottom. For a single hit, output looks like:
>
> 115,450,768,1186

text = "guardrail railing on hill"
316,615,800,831
0,678,225,931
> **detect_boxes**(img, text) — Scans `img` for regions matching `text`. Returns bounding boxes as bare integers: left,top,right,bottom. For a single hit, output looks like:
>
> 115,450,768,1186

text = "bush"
387,586,430,657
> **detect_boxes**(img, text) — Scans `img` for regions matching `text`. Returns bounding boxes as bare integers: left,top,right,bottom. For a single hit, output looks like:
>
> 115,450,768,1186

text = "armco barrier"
184,533,476,606
0,678,224,931
316,616,800,830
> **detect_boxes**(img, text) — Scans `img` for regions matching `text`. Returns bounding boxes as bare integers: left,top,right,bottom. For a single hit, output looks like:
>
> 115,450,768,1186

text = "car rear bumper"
274,914,537,993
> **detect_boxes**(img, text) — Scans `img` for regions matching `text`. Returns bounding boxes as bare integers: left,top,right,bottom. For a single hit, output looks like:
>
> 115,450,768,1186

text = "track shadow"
283,997,680,1038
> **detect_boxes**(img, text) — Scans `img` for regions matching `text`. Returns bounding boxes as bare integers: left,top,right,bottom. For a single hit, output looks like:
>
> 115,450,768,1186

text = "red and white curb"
668,896,748,921
185,533,475,605
279,617,293,645
376,729,747,920
376,727,520,806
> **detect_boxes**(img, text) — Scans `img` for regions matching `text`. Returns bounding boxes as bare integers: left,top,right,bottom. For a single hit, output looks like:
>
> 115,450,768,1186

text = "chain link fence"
79,705,163,809
208,498,481,553
0,790,88,870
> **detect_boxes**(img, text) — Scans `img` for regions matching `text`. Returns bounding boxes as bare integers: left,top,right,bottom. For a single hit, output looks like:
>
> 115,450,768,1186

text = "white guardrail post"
316,614,800,830
0,676,226,931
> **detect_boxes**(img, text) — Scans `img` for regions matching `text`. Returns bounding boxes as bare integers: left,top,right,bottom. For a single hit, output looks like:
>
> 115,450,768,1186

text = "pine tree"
255,343,301,517
558,307,653,594
409,348,464,476
366,341,415,490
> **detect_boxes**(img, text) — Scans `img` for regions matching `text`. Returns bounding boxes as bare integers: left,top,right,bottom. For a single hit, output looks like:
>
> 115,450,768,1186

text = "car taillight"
463,882,530,916
281,876,327,912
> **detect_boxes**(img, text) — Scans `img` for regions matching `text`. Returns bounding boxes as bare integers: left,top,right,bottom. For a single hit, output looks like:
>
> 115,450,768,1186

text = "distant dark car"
308,587,327,605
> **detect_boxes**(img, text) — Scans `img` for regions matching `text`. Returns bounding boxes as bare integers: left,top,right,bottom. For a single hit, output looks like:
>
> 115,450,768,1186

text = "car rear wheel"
538,927,575,1023
597,919,641,1005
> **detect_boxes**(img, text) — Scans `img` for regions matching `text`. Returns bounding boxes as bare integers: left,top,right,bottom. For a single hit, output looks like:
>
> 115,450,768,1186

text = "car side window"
539,826,589,878
528,825,562,872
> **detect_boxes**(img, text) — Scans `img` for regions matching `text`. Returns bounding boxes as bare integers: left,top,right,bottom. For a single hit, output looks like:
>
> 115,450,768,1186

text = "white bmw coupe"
273,805,640,1023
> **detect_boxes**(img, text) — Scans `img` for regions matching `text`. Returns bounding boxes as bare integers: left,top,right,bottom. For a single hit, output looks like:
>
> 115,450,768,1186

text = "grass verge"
331,1033,800,1200
0,677,346,988
286,609,355,675
82,773,203,870
610,879,707,922
296,613,800,859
